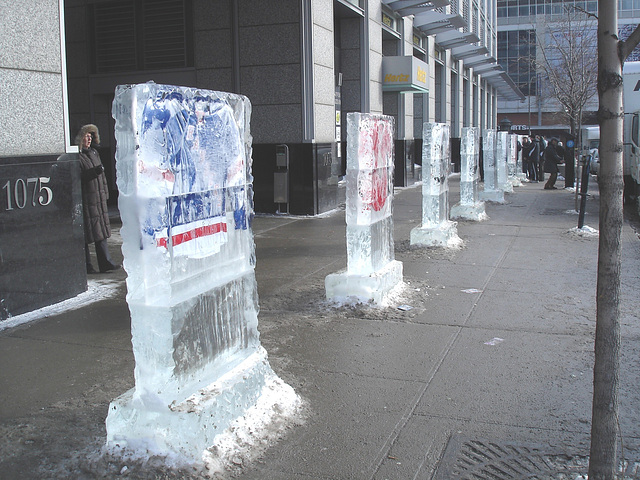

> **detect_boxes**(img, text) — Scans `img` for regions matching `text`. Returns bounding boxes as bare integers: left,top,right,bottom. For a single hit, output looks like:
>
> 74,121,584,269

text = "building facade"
65,0,522,215
0,0,85,319
1,0,522,317
496,0,640,136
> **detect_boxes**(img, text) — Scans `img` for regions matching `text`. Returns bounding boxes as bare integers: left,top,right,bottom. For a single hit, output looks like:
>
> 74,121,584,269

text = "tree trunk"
588,0,624,477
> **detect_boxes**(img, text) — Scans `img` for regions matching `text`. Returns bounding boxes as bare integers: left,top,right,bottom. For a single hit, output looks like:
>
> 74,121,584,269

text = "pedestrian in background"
76,124,120,274
543,137,564,190
537,135,547,182
525,135,538,182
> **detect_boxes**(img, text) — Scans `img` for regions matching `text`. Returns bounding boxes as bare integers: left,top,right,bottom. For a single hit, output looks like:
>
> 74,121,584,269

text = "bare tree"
534,7,599,136
588,3,640,478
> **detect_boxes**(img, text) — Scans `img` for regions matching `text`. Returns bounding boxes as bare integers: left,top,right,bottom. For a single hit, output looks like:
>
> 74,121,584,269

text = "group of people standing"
521,135,565,190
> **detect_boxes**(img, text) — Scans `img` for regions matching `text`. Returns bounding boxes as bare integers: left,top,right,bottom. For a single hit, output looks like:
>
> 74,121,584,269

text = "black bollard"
578,155,591,229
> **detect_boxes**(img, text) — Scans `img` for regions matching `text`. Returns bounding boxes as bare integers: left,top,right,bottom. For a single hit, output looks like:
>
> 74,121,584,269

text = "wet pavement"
1,175,640,479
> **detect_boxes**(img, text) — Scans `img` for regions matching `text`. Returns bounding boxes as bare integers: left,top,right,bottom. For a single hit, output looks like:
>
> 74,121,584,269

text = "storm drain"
434,435,640,480
540,208,569,216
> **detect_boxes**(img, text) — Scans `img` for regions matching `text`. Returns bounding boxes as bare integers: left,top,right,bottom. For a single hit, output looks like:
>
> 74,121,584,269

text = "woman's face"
82,133,92,150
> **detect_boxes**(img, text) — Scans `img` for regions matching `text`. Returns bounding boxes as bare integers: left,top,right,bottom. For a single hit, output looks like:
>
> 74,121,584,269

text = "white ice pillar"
325,113,402,304
513,134,527,181
410,122,462,247
508,134,523,186
480,129,504,203
451,127,488,221
106,82,297,463
496,131,513,193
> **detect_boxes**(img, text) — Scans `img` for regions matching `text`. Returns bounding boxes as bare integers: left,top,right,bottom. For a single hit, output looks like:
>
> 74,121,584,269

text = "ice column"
496,131,513,193
513,134,527,181
410,123,462,247
106,83,296,463
325,113,402,304
480,130,504,203
508,134,523,186
451,127,488,221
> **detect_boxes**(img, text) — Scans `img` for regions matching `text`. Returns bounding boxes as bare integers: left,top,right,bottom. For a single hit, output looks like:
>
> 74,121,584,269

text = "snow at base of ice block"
105,347,299,465
450,202,488,221
410,220,462,248
509,176,523,187
325,260,403,305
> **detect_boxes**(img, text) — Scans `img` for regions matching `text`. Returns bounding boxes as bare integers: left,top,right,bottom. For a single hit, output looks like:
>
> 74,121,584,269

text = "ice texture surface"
459,127,479,204
411,122,462,247
113,82,258,401
482,129,497,191
421,123,450,226
345,113,395,273
106,83,294,463
451,127,487,221
507,133,517,177
326,113,402,304
496,131,513,193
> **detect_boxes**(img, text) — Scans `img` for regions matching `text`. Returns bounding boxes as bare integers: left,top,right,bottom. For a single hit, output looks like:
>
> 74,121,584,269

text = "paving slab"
2,176,640,479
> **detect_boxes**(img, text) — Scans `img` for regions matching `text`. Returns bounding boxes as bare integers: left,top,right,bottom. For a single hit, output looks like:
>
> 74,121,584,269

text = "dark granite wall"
0,154,86,320
253,142,339,215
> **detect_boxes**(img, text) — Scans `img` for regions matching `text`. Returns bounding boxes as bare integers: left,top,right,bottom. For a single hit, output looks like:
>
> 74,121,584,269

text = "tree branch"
619,24,640,61
572,4,598,20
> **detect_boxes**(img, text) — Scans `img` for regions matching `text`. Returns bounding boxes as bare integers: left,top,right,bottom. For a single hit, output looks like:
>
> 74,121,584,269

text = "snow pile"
0,279,120,331
568,225,599,237
203,374,303,475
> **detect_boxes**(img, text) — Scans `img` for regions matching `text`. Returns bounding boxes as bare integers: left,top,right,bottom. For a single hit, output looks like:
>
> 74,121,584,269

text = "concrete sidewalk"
1,177,640,479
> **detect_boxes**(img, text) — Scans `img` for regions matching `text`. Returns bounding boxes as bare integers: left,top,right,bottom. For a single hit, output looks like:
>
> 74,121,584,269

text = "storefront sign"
382,56,429,93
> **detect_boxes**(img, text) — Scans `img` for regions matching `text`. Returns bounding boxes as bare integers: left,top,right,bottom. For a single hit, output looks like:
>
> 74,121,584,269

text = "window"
498,0,602,17
92,0,192,74
497,30,536,95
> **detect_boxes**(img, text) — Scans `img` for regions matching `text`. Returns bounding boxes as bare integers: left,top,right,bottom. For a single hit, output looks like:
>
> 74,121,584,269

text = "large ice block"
451,127,487,221
496,131,513,193
410,123,461,247
513,133,527,181
507,133,522,186
479,129,504,203
106,82,297,464
325,113,402,304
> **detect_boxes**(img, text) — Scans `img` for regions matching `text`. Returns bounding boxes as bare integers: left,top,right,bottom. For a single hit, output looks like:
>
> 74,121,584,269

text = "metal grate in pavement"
540,208,569,216
434,435,640,480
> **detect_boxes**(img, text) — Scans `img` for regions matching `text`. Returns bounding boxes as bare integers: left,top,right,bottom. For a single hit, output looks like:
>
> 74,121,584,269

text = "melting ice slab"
325,112,402,304
480,129,505,203
106,82,298,464
507,133,523,187
410,122,462,247
451,126,488,221
496,131,513,193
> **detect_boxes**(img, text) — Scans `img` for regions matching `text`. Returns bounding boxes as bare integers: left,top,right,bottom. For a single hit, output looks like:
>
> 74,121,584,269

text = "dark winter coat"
543,143,563,174
526,141,538,163
79,147,111,244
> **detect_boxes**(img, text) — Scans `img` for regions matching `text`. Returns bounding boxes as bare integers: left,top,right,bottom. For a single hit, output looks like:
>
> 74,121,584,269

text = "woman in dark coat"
543,137,564,190
76,124,120,273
